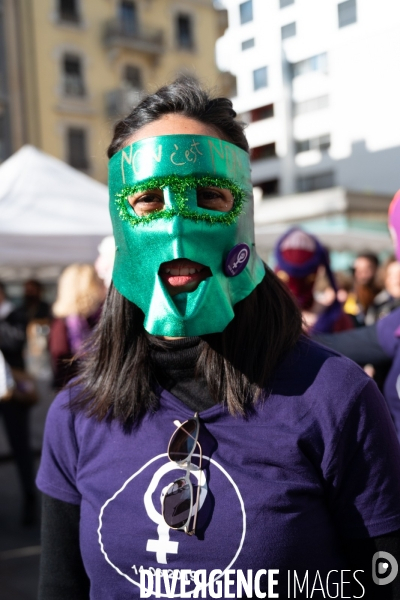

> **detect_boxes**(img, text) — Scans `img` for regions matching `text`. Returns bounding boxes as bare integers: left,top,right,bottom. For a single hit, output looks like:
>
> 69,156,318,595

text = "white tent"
0,145,112,268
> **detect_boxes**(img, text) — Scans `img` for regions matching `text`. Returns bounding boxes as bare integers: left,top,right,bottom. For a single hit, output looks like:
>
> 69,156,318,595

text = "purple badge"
224,243,251,277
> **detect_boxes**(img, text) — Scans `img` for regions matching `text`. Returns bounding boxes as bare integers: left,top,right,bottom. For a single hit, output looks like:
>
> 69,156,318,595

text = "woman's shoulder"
276,334,369,389
38,385,86,503
269,335,380,424
45,383,113,449
45,383,92,432
44,386,77,433
267,336,400,468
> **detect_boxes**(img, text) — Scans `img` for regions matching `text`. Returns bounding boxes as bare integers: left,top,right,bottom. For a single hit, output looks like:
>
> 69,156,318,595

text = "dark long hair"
72,77,302,422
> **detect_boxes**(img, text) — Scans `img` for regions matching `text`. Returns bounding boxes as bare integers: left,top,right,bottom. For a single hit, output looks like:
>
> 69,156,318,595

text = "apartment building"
217,0,400,197
0,0,230,182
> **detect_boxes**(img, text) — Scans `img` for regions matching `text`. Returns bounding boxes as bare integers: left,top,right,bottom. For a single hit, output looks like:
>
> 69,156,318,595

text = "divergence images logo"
372,551,398,586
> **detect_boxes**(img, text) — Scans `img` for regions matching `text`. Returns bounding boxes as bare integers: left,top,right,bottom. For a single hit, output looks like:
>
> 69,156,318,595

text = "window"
296,140,309,153
292,53,328,77
295,134,331,154
251,143,276,161
63,55,85,97
119,1,137,34
294,96,329,115
240,1,253,24
280,0,294,7
297,171,335,192
67,128,89,170
253,66,268,90
250,104,274,122
318,134,331,151
59,0,79,23
242,38,255,51
123,65,142,89
258,179,279,196
176,14,194,49
0,112,5,161
338,0,357,28
281,22,296,40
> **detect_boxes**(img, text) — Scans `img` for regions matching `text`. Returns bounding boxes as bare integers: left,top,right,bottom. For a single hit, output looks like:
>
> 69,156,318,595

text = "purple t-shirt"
377,306,400,437
37,339,400,599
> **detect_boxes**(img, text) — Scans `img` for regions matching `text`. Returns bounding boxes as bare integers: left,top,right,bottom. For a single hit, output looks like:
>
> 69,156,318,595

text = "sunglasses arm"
184,438,203,536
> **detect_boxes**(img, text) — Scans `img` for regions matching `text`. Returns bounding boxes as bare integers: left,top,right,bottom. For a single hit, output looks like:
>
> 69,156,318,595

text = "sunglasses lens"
169,418,198,462
163,478,192,529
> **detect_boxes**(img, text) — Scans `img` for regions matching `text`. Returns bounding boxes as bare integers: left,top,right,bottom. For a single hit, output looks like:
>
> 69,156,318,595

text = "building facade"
0,0,229,182
217,0,400,197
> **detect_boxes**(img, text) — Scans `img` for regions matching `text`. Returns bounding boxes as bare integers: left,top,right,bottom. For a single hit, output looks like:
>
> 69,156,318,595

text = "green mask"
109,134,265,336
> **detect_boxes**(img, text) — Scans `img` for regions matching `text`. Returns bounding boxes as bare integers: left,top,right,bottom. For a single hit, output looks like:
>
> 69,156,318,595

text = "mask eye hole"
196,187,234,213
127,189,164,216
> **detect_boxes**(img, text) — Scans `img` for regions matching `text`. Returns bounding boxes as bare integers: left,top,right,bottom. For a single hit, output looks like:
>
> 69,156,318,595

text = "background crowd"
1,226,400,595
0,237,115,526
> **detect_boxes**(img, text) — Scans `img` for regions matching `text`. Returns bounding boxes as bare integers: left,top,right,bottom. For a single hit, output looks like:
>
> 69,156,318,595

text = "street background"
2,0,400,597
0,378,54,599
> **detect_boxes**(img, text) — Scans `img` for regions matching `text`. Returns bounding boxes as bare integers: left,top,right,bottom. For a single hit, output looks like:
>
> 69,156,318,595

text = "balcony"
103,19,164,55
105,88,145,119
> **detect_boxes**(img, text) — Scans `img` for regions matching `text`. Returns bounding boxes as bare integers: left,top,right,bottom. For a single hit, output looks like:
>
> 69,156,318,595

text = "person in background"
385,260,400,306
94,235,115,290
344,252,381,324
333,270,354,304
21,279,52,377
0,350,14,400
22,279,51,322
274,227,353,334
362,257,400,325
49,264,105,389
0,281,36,525
332,259,400,388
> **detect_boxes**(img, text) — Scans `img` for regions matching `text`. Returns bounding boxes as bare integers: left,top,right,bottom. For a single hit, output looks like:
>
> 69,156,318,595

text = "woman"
49,263,104,389
37,79,400,599
362,257,400,325
274,227,354,334
0,281,37,525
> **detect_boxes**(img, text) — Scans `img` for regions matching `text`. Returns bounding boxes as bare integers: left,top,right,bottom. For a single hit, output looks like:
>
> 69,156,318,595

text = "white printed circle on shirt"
97,453,246,597
396,374,400,399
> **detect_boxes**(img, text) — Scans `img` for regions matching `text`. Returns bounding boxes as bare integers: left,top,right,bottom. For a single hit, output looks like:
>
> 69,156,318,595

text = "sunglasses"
162,412,202,536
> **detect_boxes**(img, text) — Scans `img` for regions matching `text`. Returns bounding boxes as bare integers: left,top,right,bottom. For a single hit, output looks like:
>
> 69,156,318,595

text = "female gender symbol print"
97,453,246,597
224,243,250,277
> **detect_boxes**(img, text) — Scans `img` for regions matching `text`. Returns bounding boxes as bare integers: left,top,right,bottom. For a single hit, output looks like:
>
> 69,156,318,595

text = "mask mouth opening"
158,259,212,298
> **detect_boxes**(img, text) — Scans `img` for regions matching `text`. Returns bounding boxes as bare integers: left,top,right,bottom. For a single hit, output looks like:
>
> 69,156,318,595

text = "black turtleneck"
147,335,217,412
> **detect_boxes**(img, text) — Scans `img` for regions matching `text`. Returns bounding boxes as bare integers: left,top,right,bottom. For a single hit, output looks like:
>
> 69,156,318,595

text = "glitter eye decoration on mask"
196,187,234,213
115,175,246,226
128,189,165,216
